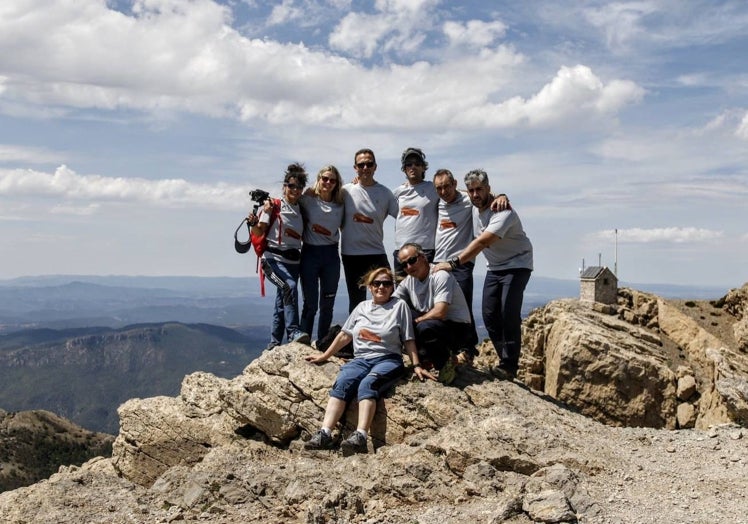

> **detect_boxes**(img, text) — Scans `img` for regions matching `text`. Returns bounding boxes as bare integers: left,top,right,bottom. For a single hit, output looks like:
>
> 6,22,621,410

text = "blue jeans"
330,354,404,402
482,268,532,372
300,244,340,340
262,258,301,344
450,260,478,349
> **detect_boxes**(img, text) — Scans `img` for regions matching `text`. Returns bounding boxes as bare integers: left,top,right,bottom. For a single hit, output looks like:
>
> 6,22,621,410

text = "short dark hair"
354,148,376,164
433,168,455,183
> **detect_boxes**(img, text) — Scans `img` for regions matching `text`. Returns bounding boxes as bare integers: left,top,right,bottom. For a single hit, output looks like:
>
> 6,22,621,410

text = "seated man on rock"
393,243,473,384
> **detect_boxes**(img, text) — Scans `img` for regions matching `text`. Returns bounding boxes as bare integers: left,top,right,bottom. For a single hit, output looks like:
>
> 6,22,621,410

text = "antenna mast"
614,228,618,276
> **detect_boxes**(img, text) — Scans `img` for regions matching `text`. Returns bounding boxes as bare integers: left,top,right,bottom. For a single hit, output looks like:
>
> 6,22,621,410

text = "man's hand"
432,262,451,273
413,366,437,382
490,194,510,212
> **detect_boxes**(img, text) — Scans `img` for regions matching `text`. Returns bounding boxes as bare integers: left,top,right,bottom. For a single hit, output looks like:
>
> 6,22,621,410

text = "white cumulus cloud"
0,165,246,209
443,19,507,49
453,65,644,128
0,1,642,132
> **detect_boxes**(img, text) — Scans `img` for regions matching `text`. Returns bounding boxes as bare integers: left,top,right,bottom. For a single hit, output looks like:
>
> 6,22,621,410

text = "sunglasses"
356,161,375,169
319,175,336,184
401,255,420,267
370,280,394,288
404,162,423,168
285,183,303,191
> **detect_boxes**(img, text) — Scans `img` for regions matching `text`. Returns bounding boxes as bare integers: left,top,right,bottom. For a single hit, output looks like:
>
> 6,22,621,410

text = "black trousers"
414,318,472,370
341,253,391,313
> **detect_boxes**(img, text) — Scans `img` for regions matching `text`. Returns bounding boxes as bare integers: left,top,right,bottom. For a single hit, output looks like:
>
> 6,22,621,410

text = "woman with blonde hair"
304,267,435,455
299,165,345,342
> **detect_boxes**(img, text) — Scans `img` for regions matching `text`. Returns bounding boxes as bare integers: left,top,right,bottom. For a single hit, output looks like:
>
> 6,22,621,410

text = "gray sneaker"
340,431,368,456
305,430,333,450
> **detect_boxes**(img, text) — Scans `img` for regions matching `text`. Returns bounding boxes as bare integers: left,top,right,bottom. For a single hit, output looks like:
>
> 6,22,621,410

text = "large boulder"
521,298,677,428
522,286,748,430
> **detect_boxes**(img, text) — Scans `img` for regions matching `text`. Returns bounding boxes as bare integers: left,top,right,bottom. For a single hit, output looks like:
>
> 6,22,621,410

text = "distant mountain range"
0,274,731,434
0,274,730,333
0,322,264,434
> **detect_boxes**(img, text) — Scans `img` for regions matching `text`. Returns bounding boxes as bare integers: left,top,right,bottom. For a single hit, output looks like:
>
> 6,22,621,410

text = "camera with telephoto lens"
234,188,271,254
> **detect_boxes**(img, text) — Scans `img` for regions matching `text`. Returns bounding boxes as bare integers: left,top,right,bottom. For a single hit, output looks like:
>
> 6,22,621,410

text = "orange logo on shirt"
400,207,420,216
358,328,382,343
440,220,457,229
311,224,332,236
285,228,301,240
353,213,374,223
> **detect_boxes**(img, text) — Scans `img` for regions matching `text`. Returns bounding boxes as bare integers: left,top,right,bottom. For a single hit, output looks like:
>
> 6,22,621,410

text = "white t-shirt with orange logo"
341,297,414,359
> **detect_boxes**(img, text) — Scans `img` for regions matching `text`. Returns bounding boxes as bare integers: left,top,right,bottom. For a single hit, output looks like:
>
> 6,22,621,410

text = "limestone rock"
676,402,697,428
522,489,576,523
677,375,697,401
112,375,238,487
658,298,748,428
522,298,677,428
522,287,748,430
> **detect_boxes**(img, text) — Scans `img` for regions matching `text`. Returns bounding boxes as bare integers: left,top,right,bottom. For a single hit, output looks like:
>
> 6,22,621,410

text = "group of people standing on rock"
244,147,534,455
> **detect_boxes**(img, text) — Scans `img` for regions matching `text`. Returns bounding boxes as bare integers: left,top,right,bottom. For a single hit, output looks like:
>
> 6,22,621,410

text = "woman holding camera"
298,165,345,343
248,163,310,350
304,267,435,455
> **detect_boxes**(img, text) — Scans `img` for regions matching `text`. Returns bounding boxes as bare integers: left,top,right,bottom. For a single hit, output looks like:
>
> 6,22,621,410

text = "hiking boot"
438,359,456,385
340,431,368,456
263,341,280,352
304,430,334,450
491,365,517,381
454,350,474,367
292,332,311,345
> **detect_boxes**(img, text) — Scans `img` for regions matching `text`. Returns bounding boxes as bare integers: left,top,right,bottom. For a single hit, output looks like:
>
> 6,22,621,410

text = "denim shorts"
329,354,404,402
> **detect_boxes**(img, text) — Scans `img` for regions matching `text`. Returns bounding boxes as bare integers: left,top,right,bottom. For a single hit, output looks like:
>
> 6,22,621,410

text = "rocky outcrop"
6,342,614,523
521,284,748,430
1,286,747,523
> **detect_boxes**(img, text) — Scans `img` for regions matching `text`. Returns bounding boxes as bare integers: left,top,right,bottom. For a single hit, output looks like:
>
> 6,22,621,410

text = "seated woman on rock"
304,267,435,455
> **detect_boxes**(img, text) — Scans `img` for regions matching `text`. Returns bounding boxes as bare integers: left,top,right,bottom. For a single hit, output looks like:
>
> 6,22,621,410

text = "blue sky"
0,0,746,288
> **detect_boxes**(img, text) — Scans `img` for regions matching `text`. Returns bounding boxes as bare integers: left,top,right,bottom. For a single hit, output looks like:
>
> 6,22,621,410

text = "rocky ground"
0,366,745,523
0,286,746,523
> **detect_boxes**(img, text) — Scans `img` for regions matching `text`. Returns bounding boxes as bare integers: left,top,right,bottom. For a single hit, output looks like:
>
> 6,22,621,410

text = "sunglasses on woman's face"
370,280,393,288
285,183,303,191
319,175,336,184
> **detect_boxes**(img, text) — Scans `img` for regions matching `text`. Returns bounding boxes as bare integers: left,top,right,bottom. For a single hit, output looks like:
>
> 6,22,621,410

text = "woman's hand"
305,354,328,365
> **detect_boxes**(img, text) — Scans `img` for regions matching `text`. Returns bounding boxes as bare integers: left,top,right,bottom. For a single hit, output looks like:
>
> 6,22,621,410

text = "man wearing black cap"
392,147,439,277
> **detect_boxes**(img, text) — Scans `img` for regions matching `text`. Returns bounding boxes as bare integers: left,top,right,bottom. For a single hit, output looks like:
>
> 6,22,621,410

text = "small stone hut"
580,266,618,304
